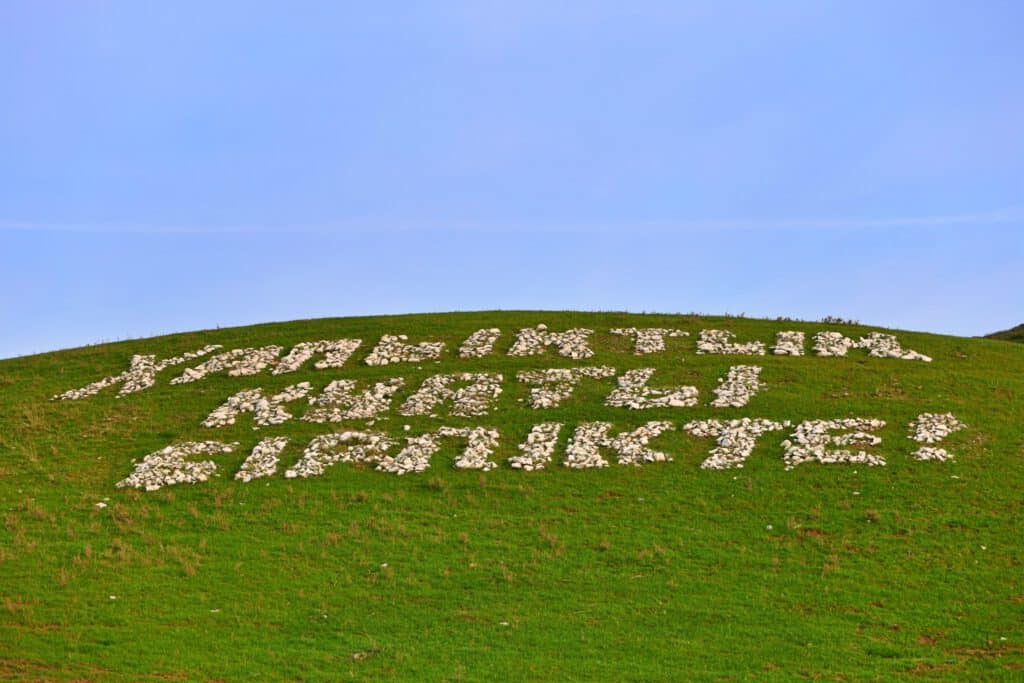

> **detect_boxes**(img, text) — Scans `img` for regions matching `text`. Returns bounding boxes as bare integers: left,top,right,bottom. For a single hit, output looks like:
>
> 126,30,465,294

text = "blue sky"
2,1,1021,359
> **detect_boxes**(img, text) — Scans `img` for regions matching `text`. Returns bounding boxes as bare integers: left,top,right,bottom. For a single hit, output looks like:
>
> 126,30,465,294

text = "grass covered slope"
1,311,1022,681
987,324,1024,343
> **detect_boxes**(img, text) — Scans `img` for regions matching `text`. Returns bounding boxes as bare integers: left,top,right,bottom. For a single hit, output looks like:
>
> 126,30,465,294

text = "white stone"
117,441,236,491
684,418,787,469
272,339,362,374
772,331,805,356
509,422,562,471
202,382,312,429
285,431,396,478
605,368,699,409
303,378,404,423
858,332,932,362
812,331,858,357
710,365,763,408
235,436,290,482
696,330,766,355
508,326,594,359
398,372,503,417
908,412,965,461
170,346,283,385
564,421,675,468
813,331,931,362
376,426,500,474
53,345,222,400
610,328,688,355
458,328,501,358
365,335,444,366
517,367,616,409
781,418,887,470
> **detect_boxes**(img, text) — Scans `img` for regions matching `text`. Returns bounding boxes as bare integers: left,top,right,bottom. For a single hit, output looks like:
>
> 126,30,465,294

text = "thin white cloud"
0,208,1021,234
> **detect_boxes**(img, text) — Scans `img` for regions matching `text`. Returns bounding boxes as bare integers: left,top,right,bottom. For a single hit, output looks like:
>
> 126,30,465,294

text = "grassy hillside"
987,324,1024,343
1,311,1022,681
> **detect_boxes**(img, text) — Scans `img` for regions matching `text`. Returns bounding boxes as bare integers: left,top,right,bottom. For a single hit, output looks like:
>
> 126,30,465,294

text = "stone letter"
564,421,675,468
53,344,222,400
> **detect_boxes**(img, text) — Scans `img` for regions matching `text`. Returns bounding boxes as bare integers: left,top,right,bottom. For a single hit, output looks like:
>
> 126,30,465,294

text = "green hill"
987,324,1024,343
1,311,1022,680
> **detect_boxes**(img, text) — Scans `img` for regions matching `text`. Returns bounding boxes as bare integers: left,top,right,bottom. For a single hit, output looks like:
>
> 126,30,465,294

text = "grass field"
1,311,1022,681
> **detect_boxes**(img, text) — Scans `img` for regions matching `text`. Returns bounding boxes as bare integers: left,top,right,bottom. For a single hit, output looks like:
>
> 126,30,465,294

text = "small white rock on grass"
272,339,362,374
508,325,595,359
564,421,675,469
907,412,965,461
781,418,887,470
458,328,501,358
696,330,765,356
398,372,503,417
285,432,396,478
376,427,500,474
54,344,222,400
170,346,283,385
509,422,563,471
235,436,290,482
610,328,688,355
605,368,698,409
710,365,763,408
117,441,238,491
517,367,616,409
772,331,805,356
684,418,788,469
364,335,444,366
201,382,312,429
303,378,405,423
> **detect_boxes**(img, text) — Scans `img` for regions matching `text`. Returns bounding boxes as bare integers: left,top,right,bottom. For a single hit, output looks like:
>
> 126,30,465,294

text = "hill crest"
2,311,1022,680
